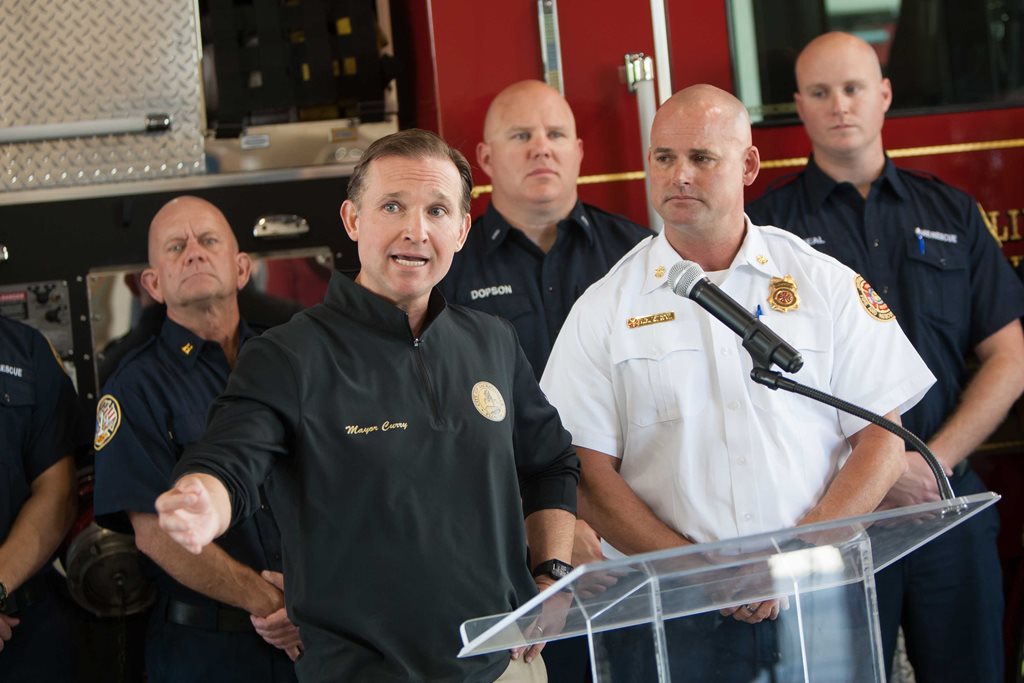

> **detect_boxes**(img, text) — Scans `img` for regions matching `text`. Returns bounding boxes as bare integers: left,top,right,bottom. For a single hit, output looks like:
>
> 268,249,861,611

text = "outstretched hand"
155,474,226,554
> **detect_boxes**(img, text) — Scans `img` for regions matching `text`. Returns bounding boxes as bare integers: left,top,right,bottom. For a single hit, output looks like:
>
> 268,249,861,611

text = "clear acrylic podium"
460,493,998,682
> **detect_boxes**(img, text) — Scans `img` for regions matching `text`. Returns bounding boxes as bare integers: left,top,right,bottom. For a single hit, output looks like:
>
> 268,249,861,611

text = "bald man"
439,79,648,682
439,80,648,380
542,85,935,679
93,196,300,683
747,31,1024,682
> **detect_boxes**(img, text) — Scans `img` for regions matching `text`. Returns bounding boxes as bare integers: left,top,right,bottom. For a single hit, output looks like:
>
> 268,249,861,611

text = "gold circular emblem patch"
471,381,507,422
94,394,122,451
854,275,895,322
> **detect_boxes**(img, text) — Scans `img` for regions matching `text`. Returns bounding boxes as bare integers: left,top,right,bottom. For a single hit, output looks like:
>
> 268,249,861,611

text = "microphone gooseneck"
665,260,954,503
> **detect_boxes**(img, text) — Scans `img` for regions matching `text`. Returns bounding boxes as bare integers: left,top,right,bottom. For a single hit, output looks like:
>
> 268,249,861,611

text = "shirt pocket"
749,315,832,411
610,321,708,427
167,411,209,454
1,373,35,452
460,292,534,321
1,373,35,408
904,234,968,326
1,375,36,522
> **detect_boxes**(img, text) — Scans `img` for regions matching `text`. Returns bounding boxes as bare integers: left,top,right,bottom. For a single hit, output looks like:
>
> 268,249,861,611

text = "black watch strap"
531,559,574,581
0,580,7,612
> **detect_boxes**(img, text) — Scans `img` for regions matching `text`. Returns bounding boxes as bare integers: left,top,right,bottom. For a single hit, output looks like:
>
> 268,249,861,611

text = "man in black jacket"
156,130,579,683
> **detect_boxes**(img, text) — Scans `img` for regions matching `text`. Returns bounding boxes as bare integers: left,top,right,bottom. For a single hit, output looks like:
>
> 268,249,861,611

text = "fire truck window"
728,0,1024,123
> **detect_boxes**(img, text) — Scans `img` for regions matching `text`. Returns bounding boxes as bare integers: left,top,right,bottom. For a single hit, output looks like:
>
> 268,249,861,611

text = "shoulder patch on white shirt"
854,275,896,322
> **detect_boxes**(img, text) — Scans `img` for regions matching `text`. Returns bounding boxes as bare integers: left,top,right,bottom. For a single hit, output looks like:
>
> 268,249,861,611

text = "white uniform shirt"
541,218,935,551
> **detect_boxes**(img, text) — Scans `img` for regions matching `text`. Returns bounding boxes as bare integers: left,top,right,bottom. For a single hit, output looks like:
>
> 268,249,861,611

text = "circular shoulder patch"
94,394,122,451
854,275,895,322
471,381,507,422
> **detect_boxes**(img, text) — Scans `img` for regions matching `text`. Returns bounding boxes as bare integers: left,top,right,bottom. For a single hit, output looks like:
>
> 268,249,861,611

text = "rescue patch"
627,312,675,329
768,275,799,313
854,275,895,322
471,381,507,422
94,394,122,451
914,227,957,244
0,363,23,378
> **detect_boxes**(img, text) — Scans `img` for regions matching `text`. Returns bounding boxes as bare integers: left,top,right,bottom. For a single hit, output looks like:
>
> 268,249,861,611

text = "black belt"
1,571,50,616
165,599,254,633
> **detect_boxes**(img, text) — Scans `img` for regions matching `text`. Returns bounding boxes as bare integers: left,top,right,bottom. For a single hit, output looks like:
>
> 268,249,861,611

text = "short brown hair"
346,129,473,215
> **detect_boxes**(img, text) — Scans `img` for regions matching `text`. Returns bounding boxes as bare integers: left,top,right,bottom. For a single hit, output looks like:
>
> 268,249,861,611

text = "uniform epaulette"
103,335,159,381
581,202,647,230
900,167,944,184
761,171,804,194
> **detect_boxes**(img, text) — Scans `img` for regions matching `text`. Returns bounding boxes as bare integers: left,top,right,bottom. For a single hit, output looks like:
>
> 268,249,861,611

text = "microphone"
667,261,804,373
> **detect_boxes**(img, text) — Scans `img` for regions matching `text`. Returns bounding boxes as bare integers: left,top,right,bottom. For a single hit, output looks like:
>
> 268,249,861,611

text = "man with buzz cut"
93,196,301,683
439,80,649,681
440,79,648,380
542,83,936,681
746,31,1024,682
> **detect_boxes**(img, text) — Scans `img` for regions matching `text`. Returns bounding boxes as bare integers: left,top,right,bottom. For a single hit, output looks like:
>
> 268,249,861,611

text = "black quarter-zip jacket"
175,272,579,682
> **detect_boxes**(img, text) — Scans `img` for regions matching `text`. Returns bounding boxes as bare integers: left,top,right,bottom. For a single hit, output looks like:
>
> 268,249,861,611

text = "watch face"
551,561,572,578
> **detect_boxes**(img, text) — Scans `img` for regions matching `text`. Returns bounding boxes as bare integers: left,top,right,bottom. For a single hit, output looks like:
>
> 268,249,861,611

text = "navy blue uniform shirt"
746,156,1024,441
93,317,284,604
440,201,649,377
0,316,79,543
0,317,83,683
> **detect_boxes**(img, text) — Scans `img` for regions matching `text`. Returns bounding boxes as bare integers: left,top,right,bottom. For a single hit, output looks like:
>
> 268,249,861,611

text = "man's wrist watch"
531,559,574,581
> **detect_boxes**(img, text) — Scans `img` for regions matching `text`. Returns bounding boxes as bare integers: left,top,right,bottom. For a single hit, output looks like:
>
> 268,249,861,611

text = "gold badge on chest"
767,275,799,313
472,381,507,422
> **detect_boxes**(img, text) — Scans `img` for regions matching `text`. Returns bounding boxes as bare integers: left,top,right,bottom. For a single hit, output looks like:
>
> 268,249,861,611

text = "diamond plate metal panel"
0,0,205,192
